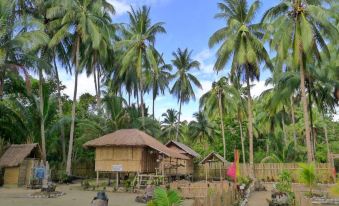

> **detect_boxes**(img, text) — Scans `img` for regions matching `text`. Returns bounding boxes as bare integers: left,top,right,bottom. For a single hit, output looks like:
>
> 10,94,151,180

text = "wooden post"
205,164,208,183
219,163,222,181
116,172,119,188
96,171,99,186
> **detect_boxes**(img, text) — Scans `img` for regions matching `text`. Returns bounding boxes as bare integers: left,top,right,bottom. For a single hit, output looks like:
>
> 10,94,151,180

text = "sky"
58,0,338,121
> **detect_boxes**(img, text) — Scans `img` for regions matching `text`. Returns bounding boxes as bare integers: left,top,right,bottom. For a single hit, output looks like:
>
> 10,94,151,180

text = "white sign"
112,164,123,172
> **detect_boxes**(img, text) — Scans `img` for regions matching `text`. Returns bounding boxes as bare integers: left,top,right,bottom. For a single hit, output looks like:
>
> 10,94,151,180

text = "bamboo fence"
194,163,334,183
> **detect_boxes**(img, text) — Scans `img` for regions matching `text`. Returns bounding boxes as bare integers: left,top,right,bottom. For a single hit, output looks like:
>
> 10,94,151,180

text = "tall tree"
145,53,172,118
161,109,179,141
262,0,338,162
171,48,202,141
116,6,166,127
189,111,214,145
48,0,114,175
209,0,272,176
200,77,234,159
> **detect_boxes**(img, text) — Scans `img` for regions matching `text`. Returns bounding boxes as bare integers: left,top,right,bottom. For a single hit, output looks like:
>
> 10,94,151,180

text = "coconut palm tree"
116,5,166,127
200,77,234,159
161,109,179,141
171,48,202,141
48,0,114,175
188,111,214,145
209,0,273,176
262,0,338,162
145,53,172,119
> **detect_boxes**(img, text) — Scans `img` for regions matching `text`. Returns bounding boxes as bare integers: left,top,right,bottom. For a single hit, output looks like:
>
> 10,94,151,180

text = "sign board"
112,164,123,172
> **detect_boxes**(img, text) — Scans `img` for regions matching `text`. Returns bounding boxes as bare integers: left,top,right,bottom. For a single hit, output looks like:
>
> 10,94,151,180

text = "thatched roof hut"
166,140,200,158
0,144,40,186
200,152,230,181
164,141,200,176
84,129,188,175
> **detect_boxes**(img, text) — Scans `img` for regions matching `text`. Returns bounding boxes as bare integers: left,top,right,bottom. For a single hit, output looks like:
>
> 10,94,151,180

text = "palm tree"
0,0,50,163
145,53,172,118
298,163,317,194
161,109,178,141
116,6,166,127
209,0,273,176
171,48,202,141
188,111,214,145
147,187,182,206
262,0,338,162
48,0,114,175
200,77,234,159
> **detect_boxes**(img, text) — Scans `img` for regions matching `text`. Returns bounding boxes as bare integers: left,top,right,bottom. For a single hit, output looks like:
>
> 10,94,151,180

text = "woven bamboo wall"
95,146,143,172
4,166,19,185
194,163,334,183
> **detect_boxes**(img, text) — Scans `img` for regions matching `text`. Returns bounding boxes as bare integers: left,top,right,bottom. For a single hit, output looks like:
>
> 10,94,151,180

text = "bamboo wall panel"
4,167,19,185
194,163,334,183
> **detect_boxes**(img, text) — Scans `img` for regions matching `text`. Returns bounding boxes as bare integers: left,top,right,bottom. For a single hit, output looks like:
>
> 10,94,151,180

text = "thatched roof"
199,152,230,165
166,140,200,158
0,144,39,167
84,129,189,160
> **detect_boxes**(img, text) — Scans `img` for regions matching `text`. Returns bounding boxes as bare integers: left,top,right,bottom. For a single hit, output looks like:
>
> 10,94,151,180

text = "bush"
275,170,295,205
57,170,71,183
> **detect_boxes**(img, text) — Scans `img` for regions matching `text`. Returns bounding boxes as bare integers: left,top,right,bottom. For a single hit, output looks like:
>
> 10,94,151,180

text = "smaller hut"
200,152,230,181
0,144,40,186
164,140,200,176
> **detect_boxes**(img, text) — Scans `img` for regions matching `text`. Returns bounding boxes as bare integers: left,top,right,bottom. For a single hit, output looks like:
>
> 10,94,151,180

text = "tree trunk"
97,65,101,111
66,36,80,176
54,56,66,163
246,76,254,178
323,116,330,163
0,74,4,99
239,118,246,164
39,68,46,165
300,61,313,163
282,111,287,146
308,82,315,159
175,98,182,141
290,96,297,145
139,80,145,128
152,96,155,120
218,92,226,159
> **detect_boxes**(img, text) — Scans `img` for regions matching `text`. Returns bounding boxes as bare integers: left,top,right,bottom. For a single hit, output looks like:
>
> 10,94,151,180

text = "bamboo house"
164,140,200,176
83,129,189,178
200,152,230,181
0,144,41,186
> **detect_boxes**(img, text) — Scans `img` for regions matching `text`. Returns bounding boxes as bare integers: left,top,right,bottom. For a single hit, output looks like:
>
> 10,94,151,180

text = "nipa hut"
83,129,189,180
164,140,200,176
200,152,230,181
0,144,41,186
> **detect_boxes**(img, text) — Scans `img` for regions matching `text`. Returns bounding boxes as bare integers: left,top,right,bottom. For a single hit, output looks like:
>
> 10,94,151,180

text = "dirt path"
0,184,193,206
247,191,271,206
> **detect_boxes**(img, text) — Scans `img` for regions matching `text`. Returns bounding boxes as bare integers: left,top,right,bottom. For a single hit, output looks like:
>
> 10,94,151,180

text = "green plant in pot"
275,170,295,204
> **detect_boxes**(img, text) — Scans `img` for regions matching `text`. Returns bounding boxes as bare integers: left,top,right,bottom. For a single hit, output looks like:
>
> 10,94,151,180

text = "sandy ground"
0,184,193,206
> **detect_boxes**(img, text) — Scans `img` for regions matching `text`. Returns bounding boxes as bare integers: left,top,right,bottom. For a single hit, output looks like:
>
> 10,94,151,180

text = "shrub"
298,163,317,195
147,187,182,206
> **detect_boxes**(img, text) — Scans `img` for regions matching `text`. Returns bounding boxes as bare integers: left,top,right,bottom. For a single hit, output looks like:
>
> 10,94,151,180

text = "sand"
0,184,193,206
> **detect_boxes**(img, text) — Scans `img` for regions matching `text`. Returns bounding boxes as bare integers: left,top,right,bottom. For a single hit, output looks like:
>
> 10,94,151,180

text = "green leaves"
298,163,317,192
147,187,183,206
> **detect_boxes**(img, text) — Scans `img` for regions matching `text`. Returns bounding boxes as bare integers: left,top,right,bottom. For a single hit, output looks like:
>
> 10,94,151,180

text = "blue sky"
60,0,281,121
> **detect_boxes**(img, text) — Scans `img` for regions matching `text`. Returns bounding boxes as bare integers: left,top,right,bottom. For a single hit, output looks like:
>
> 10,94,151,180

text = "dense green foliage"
0,0,338,176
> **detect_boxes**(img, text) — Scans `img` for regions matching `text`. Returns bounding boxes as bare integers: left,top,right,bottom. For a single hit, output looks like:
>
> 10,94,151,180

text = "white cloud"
196,80,212,99
62,72,96,99
250,80,272,98
108,0,131,16
194,49,215,74
108,0,171,16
